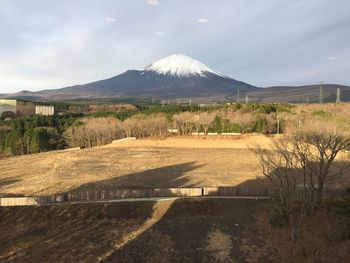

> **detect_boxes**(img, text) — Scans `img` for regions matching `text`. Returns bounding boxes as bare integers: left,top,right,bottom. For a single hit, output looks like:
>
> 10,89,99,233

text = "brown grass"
256,202,350,263
0,135,348,197
0,136,269,196
206,228,234,263
0,198,274,262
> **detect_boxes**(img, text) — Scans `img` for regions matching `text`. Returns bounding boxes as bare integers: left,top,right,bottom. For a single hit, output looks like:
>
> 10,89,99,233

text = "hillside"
0,199,276,262
0,198,348,262
247,84,350,103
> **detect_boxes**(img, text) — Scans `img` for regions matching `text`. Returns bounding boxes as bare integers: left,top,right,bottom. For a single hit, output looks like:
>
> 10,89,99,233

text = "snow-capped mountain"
144,54,226,78
9,54,258,102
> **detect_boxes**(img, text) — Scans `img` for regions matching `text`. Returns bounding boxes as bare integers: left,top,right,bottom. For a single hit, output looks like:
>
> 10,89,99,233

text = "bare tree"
252,132,350,239
64,117,123,148
291,132,350,210
252,138,310,239
122,114,169,138
173,112,195,135
198,112,216,135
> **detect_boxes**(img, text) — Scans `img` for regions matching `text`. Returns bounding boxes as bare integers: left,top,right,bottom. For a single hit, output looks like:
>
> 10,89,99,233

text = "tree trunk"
314,189,323,210
290,214,298,240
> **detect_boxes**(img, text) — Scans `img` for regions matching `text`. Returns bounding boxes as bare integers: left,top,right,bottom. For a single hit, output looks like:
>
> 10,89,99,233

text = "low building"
35,105,55,116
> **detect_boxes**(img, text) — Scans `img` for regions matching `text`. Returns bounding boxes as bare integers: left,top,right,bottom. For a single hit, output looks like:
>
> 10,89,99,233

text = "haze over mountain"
4,54,350,103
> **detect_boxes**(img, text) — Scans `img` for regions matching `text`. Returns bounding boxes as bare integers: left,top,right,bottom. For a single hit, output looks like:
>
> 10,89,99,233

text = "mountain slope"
5,54,349,103
8,54,258,102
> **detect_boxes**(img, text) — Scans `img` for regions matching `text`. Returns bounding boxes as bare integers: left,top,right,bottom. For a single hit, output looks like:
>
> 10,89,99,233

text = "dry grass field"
0,134,349,197
1,133,349,263
0,135,272,197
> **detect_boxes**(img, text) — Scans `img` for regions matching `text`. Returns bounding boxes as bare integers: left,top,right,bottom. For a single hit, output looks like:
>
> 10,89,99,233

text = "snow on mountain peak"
144,54,225,77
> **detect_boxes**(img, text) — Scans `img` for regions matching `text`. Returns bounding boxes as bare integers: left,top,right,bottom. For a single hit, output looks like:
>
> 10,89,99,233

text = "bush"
336,188,350,217
312,110,332,119
252,117,268,133
225,122,242,133
30,128,50,153
268,200,290,227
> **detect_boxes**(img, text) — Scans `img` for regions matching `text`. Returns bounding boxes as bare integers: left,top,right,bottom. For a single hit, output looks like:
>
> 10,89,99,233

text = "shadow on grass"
1,159,349,262
0,200,158,262
245,160,350,190
68,161,205,193
102,195,273,263
0,163,204,261
0,177,21,188
0,177,22,197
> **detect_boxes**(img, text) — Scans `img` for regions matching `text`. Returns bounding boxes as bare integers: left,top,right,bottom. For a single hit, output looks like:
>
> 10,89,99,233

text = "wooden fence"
0,194,66,206
203,187,270,197
0,186,345,206
0,187,269,206
67,188,203,201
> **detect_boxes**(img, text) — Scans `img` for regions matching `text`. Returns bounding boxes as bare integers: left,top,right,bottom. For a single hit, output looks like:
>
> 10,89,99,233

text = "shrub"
312,110,332,118
252,117,268,133
336,188,350,217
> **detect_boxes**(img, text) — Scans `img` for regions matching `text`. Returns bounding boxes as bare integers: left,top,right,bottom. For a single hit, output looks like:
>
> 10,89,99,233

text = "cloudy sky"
1,0,350,93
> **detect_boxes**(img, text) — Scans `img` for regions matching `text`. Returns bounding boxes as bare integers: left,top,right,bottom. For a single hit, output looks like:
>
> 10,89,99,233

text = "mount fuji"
10,54,258,102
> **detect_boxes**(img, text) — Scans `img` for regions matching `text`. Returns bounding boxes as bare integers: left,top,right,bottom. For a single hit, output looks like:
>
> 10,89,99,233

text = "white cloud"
309,71,316,75
155,32,165,36
105,17,116,22
147,0,159,6
328,57,335,60
197,18,209,23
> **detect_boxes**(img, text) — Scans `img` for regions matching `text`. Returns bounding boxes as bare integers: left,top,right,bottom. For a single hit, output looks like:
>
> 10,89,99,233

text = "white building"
35,105,55,116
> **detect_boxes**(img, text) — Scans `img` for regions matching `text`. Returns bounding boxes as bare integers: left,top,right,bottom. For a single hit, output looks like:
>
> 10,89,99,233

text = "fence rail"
0,195,66,206
65,188,204,201
0,186,344,206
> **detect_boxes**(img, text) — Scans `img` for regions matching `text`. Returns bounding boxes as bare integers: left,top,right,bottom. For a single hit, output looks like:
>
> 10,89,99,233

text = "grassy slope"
0,199,275,263
257,201,350,263
0,198,348,263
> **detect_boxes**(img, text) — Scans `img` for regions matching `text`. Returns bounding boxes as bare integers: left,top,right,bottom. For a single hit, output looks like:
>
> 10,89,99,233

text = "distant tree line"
0,103,292,157
63,110,283,148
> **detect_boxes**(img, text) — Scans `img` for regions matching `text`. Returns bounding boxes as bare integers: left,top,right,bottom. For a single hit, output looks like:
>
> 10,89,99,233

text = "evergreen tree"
30,128,49,153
